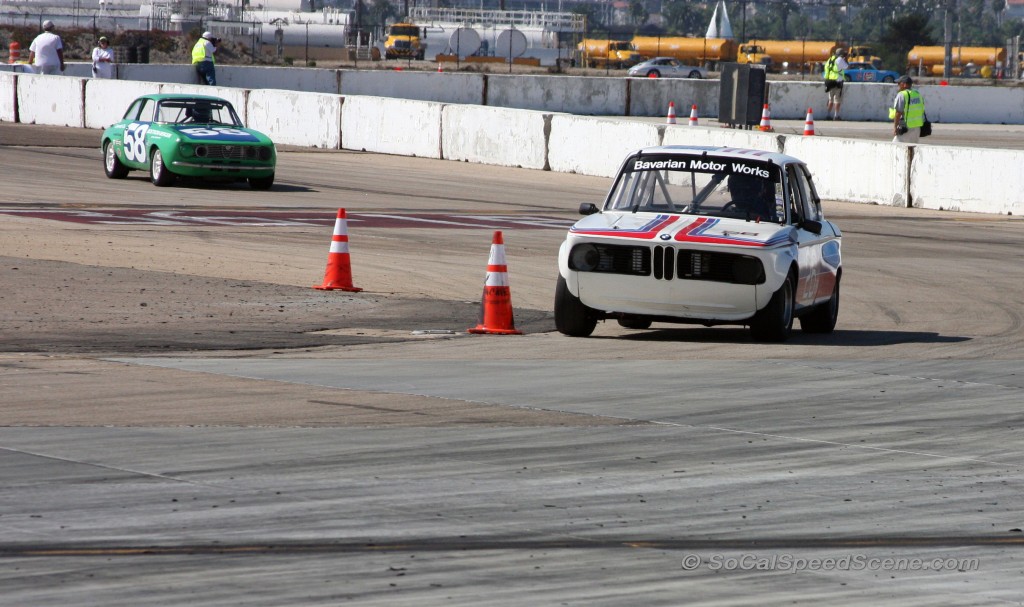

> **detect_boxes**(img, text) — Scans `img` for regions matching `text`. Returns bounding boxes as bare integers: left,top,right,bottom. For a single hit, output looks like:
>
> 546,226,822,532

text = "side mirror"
578,203,600,216
800,219,822,235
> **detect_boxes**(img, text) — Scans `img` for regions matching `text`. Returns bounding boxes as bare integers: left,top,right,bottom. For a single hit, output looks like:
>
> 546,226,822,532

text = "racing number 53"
123,122,150,164
179,127,250,137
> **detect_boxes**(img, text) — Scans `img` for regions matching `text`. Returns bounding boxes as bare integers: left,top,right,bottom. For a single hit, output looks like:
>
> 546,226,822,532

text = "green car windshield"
155,99,243,127
606,154,785,224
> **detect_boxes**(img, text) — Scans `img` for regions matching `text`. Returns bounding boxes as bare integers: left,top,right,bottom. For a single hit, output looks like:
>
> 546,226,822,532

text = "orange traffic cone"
803,108,816,136
468,231,522,335
313,208,362,292
758,103,773,132
688,104,699,126
666,101,677,125
437,63,443,72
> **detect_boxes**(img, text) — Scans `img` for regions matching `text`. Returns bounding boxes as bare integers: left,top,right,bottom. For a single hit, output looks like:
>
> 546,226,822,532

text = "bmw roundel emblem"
660,234,671,240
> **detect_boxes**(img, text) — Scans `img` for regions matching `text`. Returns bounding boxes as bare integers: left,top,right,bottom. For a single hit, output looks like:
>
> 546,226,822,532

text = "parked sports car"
555,146,842,342
844,62,901,83
101,94,276,189
627,57,708,79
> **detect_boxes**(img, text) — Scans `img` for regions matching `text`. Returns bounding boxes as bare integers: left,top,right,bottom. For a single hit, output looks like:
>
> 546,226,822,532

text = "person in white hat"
91,35,115,79
191,31,219,85
28,20,65,75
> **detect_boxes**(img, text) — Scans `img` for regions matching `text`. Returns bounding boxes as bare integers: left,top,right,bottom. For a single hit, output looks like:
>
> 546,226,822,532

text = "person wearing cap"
28,20,65,75
890,75,926,143
91,36,115,79
822,47,848,120
192,31,219,85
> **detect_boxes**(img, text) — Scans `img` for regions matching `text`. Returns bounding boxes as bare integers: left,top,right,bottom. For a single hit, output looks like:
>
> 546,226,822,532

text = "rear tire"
555,275,597,337
103,140,128,179
249,173,275,190
750,275,794,342
150,148,175,187
800,277,840,334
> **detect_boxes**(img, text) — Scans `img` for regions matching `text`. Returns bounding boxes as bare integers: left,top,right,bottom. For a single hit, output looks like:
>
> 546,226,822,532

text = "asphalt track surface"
2,123,1024,606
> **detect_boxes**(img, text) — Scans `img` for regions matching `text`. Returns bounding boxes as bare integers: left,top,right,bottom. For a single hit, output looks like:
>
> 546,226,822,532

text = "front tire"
249,173,275,190
750,275,794,342
150,148,175,187
647,69,660,78
800,277,840,334
103,140,128,179
555,275,597,337
688,70,702,79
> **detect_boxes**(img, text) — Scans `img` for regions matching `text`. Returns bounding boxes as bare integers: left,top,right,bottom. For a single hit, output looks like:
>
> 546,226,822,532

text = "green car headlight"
179,144,194,157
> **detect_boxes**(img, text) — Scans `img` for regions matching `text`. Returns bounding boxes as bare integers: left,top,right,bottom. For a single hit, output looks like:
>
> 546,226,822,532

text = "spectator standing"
28,20,65,75
91,36,115,79
822,47,848,121
890,75,926,143
192,31,218,85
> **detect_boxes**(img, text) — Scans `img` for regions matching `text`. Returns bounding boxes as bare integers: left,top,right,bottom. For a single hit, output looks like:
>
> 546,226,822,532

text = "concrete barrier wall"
487,74,629,116
4,67,1022,215
247,89,342,148
662,123,784,152
341,95,443,158
910,146,1022,214
784,136,911,207
48,62,1024,124
548,116,662,177
627,78,720,119
0,73,15,122
84,79,162,129
16,74,85,127
220,66,339,94
441,105,551,170
339,70,485,105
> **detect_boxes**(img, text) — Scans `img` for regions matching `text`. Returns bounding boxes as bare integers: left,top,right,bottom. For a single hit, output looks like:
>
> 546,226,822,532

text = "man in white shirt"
92,36,115,78
28,20,65,75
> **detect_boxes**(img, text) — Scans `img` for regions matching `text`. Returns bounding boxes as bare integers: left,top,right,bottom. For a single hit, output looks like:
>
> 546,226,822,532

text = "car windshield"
606,154,785,223
155,99,243,126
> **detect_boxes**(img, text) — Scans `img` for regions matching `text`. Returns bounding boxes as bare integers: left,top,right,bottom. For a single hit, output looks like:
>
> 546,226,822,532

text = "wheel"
149,148,175,187
800,276,840,334
647,69,660,78
688,70,702,79
617,317,652,330
882,75,895,83
248,173,275,190
555,275,597,337
750,275,794,342
103,140,128,179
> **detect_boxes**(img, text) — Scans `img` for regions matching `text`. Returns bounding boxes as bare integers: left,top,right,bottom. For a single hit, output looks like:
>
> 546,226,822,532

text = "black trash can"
136,45,150,64
125,45,138,64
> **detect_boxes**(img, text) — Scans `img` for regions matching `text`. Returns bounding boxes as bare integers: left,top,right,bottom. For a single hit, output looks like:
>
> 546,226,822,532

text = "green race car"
101,94,276,189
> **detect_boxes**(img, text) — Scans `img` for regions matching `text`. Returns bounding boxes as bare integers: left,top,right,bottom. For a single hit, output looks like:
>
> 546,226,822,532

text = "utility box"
718,63,767,128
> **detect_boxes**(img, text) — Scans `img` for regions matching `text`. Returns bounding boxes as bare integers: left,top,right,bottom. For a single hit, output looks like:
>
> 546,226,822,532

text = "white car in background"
627,57,708,79
555,146,842,342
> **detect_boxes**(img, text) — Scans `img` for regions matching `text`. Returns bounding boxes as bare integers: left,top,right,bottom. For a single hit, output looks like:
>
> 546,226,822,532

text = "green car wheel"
150,148,175,187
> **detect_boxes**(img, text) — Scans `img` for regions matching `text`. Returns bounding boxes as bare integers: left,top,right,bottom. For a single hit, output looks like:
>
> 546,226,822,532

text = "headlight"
257,146,273,161
569,243,601,272
179,144,194,157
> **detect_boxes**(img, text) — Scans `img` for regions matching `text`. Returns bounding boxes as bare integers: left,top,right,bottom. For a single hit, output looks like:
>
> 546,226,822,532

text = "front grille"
196,145,268,161
587,244,650,275
572,243,763,284
678,250,765,284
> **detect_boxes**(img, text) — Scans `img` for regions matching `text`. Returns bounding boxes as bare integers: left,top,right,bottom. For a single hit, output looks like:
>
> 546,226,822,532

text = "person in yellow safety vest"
890,75,925,143
192,31,218,85
822,47,848,121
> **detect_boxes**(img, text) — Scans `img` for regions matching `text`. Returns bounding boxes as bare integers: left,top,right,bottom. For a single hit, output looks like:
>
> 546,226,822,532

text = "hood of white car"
569,212,796,248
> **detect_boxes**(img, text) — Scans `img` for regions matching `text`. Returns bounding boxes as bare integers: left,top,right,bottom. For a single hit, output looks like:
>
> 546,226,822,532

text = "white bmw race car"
555,146,842,342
